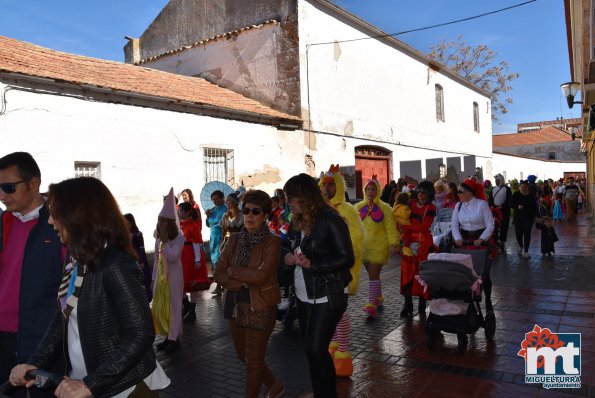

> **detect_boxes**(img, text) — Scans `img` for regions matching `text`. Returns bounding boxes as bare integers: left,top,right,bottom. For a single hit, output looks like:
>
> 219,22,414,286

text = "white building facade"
134,0,493,197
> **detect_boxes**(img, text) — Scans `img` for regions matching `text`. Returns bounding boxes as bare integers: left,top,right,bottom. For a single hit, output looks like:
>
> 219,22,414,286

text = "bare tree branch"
427,35,520,121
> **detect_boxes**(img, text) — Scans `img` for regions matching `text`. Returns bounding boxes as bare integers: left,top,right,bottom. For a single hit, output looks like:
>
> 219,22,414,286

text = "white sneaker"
522,251,531,258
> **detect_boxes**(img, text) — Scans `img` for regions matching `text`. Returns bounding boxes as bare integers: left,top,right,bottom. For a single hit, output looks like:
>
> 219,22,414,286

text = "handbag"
322,272,347,310
234,302,273,331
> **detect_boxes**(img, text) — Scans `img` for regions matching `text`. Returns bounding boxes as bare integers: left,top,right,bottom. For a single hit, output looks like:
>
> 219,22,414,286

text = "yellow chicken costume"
392,203,413,256
319,164,364,377
355,176,398,318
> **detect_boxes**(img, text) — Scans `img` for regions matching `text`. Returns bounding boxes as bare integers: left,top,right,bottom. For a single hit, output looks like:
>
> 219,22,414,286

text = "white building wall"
145,23,282,107
297,0,492,168
489,152,586,183
0,84,308,240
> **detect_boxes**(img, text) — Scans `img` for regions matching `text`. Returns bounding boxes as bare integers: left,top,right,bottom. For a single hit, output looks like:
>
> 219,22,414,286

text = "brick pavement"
158,214,595,397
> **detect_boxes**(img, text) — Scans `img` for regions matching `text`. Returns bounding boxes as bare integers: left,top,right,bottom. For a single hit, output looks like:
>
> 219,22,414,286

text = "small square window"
74,161,101,179
204,148,234,185
548,152,556,160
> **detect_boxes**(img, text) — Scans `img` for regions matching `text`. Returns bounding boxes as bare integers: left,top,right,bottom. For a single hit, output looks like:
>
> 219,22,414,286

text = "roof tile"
492,126,573,147
0,35,299,123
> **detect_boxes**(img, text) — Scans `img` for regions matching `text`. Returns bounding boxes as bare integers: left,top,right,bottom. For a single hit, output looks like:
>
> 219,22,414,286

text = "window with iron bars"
74,161,101,179
203,148,234,185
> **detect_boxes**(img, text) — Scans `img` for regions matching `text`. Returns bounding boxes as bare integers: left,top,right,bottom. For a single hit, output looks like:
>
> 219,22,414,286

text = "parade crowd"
0,151,587,398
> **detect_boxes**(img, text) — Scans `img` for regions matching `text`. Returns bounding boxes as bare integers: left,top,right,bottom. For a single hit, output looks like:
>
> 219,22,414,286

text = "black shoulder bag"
322,272,347,310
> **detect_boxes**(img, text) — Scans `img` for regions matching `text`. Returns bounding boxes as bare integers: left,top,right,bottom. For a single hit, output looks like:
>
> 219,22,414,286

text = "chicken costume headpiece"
360,174,383,222
319,164,347,206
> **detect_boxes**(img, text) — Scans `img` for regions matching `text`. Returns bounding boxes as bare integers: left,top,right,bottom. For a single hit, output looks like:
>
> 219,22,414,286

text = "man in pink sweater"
0,152,63,397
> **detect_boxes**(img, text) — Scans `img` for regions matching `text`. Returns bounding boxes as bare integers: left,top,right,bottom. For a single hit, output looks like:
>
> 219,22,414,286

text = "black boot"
182,296,190,317
156,339,169,351
400,296,413,318
183,302,196,322
418,297,426,315
164,339,181,354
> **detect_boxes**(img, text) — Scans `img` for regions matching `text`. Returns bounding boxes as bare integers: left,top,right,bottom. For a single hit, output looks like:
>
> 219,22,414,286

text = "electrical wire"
307,0,538,48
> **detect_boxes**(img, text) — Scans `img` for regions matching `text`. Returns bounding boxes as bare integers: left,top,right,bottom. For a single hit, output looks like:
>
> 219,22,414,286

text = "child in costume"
393,192,413,256
178,201,210,323
535,216,559,256
553,192,564,223
152,188,185,353
320,165,364,377
355,175,398,319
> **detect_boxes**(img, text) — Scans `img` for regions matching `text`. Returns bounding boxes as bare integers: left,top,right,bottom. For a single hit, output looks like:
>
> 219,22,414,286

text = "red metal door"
355,157,389,199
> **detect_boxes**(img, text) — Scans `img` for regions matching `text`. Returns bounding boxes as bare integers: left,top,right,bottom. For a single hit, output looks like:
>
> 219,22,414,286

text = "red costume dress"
180,218,210,291
400,200,436,298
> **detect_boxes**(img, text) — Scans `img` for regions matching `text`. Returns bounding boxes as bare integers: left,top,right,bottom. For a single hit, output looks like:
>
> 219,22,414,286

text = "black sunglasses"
417,189,428,194
0,179,29,194
242,207,263,216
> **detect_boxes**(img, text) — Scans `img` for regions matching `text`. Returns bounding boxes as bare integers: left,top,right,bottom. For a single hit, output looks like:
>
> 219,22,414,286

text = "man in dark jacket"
489,174,512,250
0,152,63,396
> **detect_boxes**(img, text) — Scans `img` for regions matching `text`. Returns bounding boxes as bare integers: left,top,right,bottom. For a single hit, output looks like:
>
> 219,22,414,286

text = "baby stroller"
419,246,496,353
431,207,454,252
0,369,62,398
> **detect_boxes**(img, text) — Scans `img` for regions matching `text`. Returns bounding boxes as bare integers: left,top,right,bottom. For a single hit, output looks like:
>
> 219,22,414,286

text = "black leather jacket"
28,246,156,398
282,207,354,300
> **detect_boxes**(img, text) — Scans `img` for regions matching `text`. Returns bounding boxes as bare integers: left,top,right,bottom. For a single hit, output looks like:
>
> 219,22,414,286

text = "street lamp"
560,82,582,108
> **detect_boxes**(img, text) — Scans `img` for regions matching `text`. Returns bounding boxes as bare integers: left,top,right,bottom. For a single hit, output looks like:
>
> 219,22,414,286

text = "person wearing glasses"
451,178,495,250
398,180,436,318
283,173,354,398
10,177,170,398
213,190,284,398
0,152,63,397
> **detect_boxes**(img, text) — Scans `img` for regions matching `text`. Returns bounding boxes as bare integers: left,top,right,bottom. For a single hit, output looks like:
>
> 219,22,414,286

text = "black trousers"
0,332,54,398
297,299,345,398
498,207,511,243
514,216,535,252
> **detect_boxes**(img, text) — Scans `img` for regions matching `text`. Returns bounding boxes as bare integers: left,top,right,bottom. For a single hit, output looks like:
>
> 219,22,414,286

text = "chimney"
124,36,140,64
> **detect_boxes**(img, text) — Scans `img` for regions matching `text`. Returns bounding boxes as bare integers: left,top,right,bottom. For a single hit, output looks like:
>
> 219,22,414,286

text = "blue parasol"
200,181,234,211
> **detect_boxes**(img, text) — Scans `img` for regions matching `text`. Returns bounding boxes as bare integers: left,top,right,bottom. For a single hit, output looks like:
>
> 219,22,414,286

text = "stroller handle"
25,369,63,390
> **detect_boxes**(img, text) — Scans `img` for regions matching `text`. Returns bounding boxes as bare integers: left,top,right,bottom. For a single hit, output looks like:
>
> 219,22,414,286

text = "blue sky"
0,0,571,134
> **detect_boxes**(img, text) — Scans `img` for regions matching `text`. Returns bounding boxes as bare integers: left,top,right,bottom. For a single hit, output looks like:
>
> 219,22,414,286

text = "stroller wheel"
457,334,468,354
484,311,496,340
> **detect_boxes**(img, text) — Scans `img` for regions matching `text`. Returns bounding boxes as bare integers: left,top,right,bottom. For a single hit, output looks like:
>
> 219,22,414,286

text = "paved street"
158,214,595,398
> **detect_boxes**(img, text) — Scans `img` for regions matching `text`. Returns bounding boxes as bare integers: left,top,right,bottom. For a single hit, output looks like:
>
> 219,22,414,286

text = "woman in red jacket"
399,180,436,318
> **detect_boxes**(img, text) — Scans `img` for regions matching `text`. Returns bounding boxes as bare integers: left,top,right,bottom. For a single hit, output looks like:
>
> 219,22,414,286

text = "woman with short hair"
214,190,284,398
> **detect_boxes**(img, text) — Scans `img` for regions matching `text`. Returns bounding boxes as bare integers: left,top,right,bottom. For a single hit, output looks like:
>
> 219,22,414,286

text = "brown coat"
213,232,281,310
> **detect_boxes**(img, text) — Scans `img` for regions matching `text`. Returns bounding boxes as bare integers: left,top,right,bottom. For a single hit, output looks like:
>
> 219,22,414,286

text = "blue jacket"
0,204,63,363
